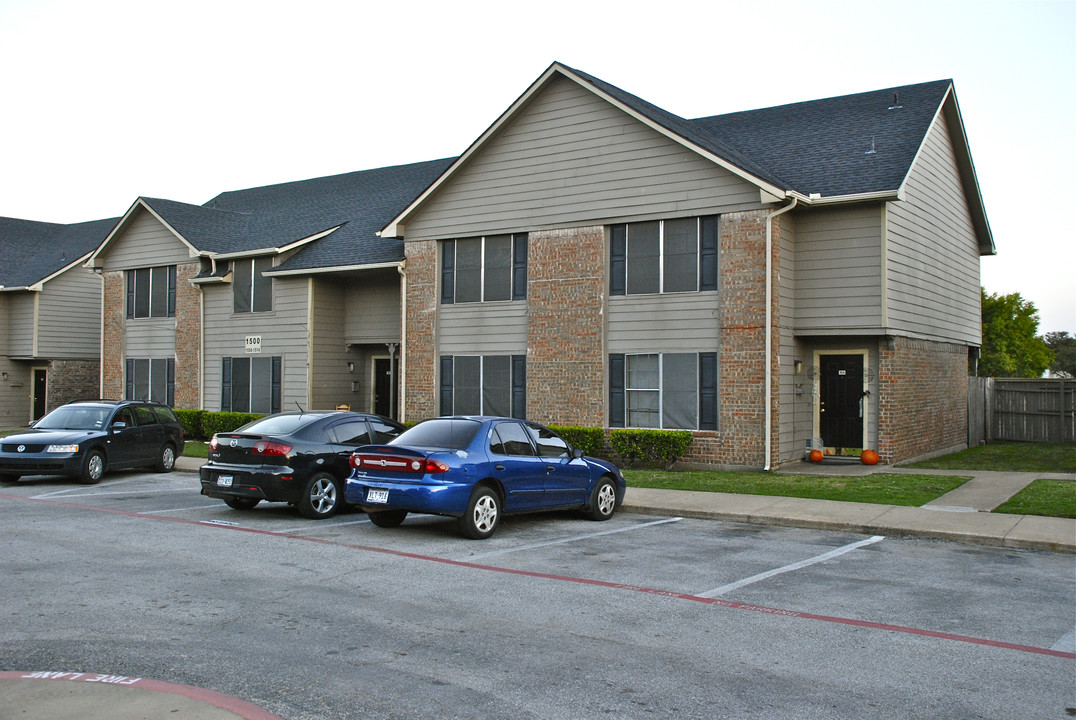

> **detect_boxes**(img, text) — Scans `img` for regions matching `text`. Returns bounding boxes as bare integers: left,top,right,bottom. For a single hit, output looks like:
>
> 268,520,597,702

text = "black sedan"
200,411,404,519
0,400,185,485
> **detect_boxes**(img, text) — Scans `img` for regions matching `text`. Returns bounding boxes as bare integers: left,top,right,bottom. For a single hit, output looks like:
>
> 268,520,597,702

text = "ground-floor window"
221,356,281,414
439,355,525,418
609,352,717,430
125,358,175,406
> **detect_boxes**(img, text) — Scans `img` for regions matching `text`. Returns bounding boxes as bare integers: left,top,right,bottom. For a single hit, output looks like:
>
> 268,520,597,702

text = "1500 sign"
245,336,262,354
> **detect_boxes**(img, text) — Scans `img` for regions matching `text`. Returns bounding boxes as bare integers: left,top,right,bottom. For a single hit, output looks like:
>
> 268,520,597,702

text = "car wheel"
297,473,341,519
0,473,20,484
458,485,500,539
368,509,408,528
78,450,106,485
155,444,176,473
224,497,261,511
584,476,618,521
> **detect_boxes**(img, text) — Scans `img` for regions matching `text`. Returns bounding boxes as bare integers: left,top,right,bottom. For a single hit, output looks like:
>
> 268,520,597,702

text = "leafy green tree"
978,288,1053,377
1044,331,1076,378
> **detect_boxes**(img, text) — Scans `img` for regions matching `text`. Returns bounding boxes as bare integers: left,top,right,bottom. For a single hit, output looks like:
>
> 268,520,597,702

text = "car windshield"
34,406,112,430
236,414,318,436
389,418,481,451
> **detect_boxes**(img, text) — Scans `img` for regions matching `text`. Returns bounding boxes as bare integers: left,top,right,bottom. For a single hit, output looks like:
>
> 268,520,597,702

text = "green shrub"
201,411,262,437
550,425,606,457
610,429,693,468
173,409,206,440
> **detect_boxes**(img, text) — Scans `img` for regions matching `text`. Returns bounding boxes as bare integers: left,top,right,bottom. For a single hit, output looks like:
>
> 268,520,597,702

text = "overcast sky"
0,0,1072,333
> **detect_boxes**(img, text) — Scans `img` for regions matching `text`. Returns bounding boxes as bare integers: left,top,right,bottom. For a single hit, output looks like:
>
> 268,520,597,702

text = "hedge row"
549,425,606,458
609,429,693,468
174,409,262,440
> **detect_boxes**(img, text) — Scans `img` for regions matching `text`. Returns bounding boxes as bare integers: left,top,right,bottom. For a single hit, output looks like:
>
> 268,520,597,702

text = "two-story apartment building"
85,159,453,418
380,63,994,467
0,216,116,426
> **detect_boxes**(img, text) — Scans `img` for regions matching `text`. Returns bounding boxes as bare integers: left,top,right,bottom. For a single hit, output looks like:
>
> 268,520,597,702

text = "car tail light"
350,453,447,473
209,436,219,451
253,441,292,456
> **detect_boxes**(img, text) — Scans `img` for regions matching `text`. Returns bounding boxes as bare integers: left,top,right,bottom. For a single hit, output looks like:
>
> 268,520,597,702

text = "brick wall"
403,241,439,421
101,271,125,400
174,263,200,408
878,336,968,463
46,359,100,409
527,226,606,426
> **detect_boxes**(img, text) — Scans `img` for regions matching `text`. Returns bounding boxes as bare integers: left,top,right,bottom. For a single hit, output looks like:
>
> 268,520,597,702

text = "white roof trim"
85,198,201,268
264,260,402,277
209,226,342,261
380,63,790,237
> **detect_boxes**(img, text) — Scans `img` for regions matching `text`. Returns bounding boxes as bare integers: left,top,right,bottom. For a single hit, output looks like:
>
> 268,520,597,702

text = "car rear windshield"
235,414,318,436
35,406,112,430
389,418,481,451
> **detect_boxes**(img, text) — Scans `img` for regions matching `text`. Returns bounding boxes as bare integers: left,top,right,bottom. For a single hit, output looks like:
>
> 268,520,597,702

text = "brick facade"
101,271,125,400
173,263,201,409
526,226,606,426
46,359,100,410
403,241,439,421
878,336,968,463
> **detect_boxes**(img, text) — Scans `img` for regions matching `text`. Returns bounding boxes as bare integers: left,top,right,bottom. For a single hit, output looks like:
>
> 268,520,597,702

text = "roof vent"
865,137,877,155
888,92,903,110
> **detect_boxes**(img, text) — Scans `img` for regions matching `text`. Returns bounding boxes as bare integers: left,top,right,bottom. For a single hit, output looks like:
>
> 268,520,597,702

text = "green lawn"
183,441,209,459
994,479,1076,518
623,470,969,507
905,442,1076,473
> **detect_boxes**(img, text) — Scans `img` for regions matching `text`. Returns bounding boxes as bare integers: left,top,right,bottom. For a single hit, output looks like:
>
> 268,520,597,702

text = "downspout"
764,197,798,471
397,260,407,423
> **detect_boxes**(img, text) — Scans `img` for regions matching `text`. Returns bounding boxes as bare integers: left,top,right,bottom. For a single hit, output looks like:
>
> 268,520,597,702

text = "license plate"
367,489,389,504
216,475,234,487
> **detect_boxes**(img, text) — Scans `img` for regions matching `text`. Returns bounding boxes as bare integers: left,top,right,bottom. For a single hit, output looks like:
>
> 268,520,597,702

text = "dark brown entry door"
373,358,397,419
33,369,47,420
819,354,864,450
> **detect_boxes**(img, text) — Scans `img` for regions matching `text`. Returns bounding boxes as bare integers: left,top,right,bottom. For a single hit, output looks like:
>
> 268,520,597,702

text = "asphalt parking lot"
1,469,1074,720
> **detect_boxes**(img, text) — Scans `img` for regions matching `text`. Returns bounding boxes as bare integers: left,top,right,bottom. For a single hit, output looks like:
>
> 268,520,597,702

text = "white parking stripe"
698,535,886,598
31,486,196,500
141,504,223,514
460,517,683,561
275,518,373,533
1051,627,1076,653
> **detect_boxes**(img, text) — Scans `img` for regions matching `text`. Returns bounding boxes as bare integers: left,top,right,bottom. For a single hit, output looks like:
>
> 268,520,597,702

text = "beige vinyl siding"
0,294,8,355
309,280,349,410
404,76,764,242
0,359,28,426
7,292,35,357
36,268,102,359
344,270,401,344
793,205,884,333
201,274,310,411
439,302,528,355
885,112,981,345
124,318,176,357
606,292,720,353
777,215,803,462
99,209,194,270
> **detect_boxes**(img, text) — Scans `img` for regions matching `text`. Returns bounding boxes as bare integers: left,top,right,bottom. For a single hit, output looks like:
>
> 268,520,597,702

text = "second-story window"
233,257,273,313
126,266,176,319
609,216,718,296
441,234,527,304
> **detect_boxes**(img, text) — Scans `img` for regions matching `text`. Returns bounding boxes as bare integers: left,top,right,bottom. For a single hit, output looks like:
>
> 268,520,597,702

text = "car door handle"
495,464,505,471
546,465,555,473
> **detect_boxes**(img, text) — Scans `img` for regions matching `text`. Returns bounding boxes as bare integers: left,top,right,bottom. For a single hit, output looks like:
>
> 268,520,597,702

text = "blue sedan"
345,416,626,539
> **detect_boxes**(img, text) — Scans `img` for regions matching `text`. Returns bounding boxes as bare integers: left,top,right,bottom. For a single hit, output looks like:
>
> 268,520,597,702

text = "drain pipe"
397,261,407,423
764,197,798,471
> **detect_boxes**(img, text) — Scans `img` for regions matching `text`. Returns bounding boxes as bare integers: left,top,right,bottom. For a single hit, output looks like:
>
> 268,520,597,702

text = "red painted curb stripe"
0,670,285,719
6,492,1075,661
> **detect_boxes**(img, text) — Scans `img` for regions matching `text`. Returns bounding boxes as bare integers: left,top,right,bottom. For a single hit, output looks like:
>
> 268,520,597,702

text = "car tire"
368,509,408,528
224,496,261,511
584,475,618,521
296,473,341,519
0,473,20,484
78,449,106,485
155,444,176,473
458,485,500,539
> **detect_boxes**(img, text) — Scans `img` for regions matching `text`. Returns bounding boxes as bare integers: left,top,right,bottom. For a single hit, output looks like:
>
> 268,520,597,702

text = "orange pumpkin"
860,449,880,465
808,449,824,463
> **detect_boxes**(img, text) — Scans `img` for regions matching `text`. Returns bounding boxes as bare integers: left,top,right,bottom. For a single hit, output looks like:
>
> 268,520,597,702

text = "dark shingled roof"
0,216,117,289
201,158,455,271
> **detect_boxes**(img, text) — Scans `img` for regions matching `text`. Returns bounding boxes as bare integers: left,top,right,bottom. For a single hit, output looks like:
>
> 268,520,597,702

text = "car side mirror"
572,447,584,459
111,421,127,432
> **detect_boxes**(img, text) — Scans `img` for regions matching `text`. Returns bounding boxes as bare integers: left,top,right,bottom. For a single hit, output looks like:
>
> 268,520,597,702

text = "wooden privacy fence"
968,377,1075,444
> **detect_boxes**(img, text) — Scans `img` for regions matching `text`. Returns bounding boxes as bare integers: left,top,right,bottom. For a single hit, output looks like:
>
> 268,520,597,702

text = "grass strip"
993,479,1076,518
905,442,1075,473
624,470,969,507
